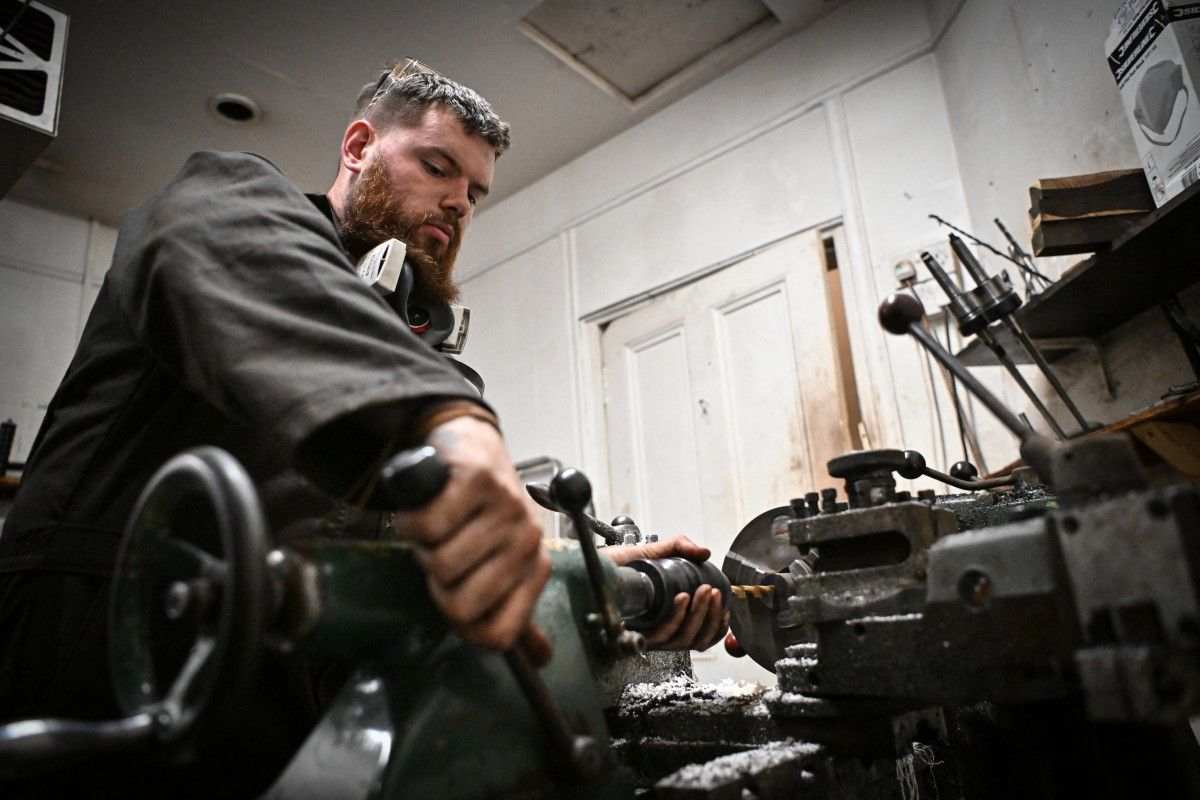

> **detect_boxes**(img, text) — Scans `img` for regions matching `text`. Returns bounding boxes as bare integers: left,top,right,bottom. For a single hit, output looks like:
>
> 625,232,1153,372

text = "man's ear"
340,119,376,175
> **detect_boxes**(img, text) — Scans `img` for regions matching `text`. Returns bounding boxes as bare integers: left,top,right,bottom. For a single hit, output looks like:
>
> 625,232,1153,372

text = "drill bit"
731,585,775,600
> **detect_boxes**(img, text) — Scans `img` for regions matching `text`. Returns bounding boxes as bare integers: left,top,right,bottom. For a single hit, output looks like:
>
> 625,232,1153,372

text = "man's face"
339,104,496,303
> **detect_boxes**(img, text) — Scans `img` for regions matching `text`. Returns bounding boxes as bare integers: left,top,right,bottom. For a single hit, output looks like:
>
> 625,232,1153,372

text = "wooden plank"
1029,169,1154,220
984,389,1200,478
1016,178,1200,339
1031,213,1141,257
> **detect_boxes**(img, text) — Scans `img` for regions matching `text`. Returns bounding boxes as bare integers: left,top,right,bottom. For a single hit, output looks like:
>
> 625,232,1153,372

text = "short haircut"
355,65,511,156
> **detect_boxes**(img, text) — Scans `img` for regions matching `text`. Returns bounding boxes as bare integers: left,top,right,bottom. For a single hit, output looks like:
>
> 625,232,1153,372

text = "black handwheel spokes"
108,447,269,747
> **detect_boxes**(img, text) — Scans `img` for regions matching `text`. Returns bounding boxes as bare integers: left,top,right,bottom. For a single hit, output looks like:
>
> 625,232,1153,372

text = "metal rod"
905,322,1029,440
941,313,978,466
1001,317,1090,432
948,236,1080,436
550,470,625,647
504,647,592,783
976,327,1067,439
948,235,989,286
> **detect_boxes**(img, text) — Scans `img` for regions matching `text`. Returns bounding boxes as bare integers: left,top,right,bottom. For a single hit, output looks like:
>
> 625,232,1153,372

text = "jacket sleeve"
106,151,490,497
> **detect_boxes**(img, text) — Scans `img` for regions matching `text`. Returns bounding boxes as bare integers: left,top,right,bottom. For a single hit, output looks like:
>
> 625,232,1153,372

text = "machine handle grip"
379,446,450,510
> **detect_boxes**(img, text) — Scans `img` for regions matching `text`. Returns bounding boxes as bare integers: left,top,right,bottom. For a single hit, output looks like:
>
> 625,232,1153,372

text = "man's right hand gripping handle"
384,416,552,662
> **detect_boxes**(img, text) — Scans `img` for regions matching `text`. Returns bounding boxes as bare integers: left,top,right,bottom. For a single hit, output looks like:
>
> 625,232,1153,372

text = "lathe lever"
879,292,1057,483
377,448,604,783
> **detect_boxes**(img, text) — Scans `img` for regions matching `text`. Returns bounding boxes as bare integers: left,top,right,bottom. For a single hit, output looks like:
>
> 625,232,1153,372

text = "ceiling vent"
520,0,780,110
1,0,68,197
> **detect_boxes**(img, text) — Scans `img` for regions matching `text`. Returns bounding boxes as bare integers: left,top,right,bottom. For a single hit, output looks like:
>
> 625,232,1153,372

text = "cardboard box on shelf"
1106,0,1200,206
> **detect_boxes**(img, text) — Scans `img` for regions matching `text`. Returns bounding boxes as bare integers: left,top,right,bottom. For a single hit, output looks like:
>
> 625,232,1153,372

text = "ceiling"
5,0,844,227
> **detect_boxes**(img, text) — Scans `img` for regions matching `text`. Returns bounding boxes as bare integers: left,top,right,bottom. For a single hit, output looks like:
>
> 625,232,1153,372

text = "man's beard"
338,157,462,303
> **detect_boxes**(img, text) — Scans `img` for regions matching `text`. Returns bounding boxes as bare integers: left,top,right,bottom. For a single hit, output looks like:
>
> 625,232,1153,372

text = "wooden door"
601,228,857,683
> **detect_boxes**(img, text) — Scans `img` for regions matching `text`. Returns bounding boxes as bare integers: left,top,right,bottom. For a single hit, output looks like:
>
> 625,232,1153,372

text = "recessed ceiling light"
208,93,260,124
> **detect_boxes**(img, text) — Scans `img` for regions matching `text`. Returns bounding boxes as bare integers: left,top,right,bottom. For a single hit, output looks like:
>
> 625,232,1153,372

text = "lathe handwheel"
107,447,268,744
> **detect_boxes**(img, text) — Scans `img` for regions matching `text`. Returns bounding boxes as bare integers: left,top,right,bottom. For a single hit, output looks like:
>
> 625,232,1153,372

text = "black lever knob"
379,446,450,510
899,450,926,480
550,468,592,515
878,292,926,335
949,461,979,481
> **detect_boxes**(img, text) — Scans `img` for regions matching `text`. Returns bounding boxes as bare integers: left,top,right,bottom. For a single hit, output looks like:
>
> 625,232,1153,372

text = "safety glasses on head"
364,58,441,114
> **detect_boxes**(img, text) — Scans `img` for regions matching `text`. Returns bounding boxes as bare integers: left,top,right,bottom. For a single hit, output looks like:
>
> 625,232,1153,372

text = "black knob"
380,446,450,510
550,468,592,514
820,488,837,513
899,450,926,480
611,515,635,527
879,293,925,335
950,461,979,481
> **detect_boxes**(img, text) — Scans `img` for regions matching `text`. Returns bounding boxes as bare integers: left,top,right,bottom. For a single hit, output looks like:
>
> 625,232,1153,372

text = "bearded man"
0,61,726,795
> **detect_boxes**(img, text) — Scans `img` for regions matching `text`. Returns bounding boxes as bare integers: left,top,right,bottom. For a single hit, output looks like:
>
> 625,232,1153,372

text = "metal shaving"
774,656,817,670
847,613,924,624
656,739,822,790
762,689,826,706
618,675,767,718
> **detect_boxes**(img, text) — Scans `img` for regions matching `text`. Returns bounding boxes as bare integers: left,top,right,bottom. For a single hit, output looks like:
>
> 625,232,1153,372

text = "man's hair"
354,66,511,156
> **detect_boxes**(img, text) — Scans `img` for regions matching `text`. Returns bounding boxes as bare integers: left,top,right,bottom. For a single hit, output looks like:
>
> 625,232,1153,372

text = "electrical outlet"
889,239,961,317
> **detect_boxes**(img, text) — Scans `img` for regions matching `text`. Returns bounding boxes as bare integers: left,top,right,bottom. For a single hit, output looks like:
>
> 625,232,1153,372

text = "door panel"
626,330,706,540
601,229,853,684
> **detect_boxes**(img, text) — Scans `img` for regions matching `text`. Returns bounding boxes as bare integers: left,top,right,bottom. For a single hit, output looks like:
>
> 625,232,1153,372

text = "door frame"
574,217,852,517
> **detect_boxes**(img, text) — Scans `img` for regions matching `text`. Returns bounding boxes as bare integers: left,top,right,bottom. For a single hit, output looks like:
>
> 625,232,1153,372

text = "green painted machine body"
290,538,635,799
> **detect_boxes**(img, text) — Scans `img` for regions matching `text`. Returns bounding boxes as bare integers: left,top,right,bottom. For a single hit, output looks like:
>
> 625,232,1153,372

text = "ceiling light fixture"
208,93,260,124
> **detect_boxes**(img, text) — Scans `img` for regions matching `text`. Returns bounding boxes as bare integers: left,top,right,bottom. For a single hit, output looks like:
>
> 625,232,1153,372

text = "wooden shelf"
1017,179,1200,340
954,178,1200,368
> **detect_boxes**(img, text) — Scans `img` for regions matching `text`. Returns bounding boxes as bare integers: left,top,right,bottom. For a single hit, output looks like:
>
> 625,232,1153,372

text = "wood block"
1030,169,1154,220
1030,213,1143,257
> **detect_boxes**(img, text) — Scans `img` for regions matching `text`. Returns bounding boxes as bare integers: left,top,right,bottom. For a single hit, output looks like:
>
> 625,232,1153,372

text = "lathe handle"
379,445,449,509
377,448,602,783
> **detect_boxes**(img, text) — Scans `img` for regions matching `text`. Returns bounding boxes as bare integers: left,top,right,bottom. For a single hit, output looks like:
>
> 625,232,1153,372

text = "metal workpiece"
620,557,731,631
956,273,1022,334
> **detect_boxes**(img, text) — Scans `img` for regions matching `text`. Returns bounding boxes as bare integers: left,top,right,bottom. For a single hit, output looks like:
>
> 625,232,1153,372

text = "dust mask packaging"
1107,0,1200,206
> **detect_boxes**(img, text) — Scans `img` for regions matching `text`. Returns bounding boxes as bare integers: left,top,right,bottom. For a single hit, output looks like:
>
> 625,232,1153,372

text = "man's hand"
603,535,729,652
392,416,550,654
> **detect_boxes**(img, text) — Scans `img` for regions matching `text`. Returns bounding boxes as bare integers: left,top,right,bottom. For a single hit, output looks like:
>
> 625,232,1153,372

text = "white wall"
460,0,979,505
0,199,117,461
934,0,1136,262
